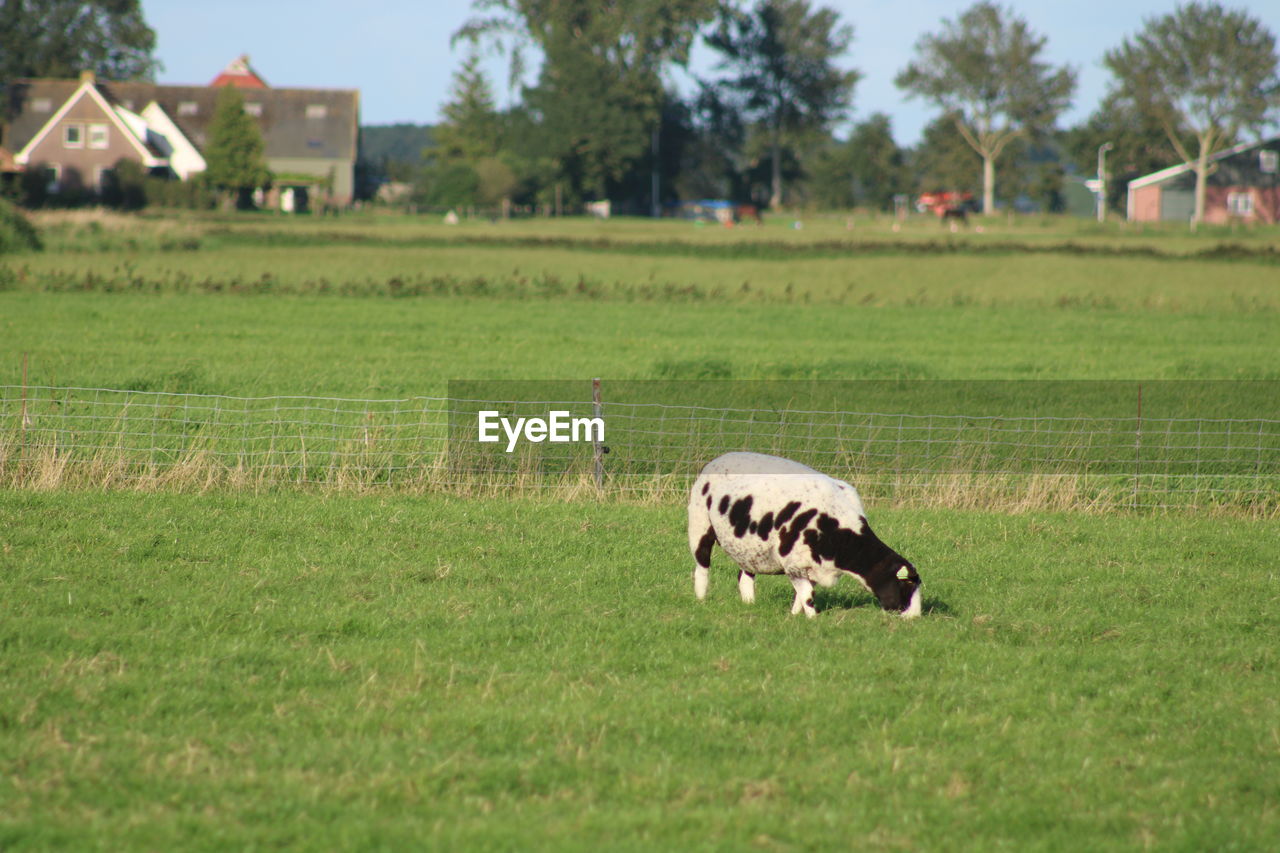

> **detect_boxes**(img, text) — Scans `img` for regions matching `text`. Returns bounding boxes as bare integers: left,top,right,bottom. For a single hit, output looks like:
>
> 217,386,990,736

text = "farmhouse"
1126,136,1280,224
3,56,359,208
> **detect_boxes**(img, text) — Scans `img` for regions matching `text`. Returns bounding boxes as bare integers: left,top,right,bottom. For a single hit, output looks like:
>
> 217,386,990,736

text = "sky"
141,0,1280,147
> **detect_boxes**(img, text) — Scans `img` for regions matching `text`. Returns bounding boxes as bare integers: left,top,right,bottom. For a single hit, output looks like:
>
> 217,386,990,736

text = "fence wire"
2,385,1277,515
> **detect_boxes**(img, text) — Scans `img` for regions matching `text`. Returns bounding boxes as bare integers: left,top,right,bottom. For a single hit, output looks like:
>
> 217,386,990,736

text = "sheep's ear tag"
896,567,910,581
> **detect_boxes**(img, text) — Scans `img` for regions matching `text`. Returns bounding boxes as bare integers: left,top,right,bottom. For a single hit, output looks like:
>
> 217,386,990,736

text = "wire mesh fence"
2,383,1277,516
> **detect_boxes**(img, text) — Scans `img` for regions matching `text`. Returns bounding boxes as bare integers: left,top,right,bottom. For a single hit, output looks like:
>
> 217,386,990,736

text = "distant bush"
0,198,41,252
101,160,148,210
141,174,216,210
101,160,215,211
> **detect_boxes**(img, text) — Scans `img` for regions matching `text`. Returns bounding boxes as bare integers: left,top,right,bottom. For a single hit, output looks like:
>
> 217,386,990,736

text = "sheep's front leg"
738,570,755,604
788,576,816,618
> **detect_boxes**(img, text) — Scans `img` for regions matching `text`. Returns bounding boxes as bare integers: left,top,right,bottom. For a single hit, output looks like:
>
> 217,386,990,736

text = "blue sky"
141,1,1279,146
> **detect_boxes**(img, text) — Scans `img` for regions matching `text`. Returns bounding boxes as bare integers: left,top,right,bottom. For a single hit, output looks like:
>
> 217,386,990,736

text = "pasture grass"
3,291,1279,398
1,489,1277,850
28,206,1280,254
8,232,1280,311
2,213,1278,848
5,211,1279,399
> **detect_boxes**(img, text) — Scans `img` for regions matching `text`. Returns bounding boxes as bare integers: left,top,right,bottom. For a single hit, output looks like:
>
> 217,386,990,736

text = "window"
1227,191,1254,217
177,101,198,116
94,165,114,191
32,97,52,112
244,102,263,117
63,123,84,148
305,104,327,119
88,123,109,149
45,164,62,193
1261,150,1279,175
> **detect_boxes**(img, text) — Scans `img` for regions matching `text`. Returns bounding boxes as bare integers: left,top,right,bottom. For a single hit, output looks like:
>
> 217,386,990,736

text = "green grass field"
2,211,1278,849
2,490,1277,850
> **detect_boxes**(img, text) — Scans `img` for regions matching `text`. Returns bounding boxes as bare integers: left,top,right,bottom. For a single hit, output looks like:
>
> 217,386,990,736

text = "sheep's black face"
875,560,922,619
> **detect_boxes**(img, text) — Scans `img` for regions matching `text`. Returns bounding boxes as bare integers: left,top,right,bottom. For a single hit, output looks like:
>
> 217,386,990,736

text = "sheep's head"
874,560,922,619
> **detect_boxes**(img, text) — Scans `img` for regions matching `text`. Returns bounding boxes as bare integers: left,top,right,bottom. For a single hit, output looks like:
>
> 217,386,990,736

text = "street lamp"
1097,142,1114,223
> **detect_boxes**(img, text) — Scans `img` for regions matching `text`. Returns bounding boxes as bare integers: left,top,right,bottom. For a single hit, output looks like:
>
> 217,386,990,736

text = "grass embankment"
8,211,1280,311
29,205,1280,252
1,489,1276,849
2,282,1278,397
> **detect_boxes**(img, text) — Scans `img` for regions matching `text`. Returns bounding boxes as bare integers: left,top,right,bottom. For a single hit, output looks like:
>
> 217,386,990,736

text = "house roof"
1127,136,1280,190
12,76,164,168
4,77,358,162
211,55,269,89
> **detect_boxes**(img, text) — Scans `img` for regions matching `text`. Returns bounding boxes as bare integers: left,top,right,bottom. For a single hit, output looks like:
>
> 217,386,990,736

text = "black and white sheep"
687,452,922,618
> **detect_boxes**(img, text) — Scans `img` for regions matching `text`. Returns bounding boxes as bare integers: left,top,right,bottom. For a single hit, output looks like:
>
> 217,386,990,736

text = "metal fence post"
592,378,604,491
1133,383,1143,510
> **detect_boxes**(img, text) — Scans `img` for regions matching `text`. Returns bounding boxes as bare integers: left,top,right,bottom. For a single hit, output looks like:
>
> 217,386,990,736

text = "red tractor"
916,191,979,222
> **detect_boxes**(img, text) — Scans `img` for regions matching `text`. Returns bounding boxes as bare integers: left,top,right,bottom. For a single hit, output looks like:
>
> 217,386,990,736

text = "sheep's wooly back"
700,452,867,522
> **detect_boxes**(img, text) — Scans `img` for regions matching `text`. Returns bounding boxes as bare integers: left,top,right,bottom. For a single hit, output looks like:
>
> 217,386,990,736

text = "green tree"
706,0,859,210
523,33,658,200
456,0,715,203
473,157,517,205
202,86,271,209
806,138,854,209
895,2,1076,215
674,83,750,201
1102,1,1280,225
909,112,983,198
1028,160,1066,213
420,53,508,209
0,0,158,83
808,115,907,211
433,52,502,163
416,161,480,208
845,113,907,211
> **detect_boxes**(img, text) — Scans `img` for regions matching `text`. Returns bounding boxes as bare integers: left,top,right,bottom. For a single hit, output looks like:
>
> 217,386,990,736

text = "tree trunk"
770,138,783,210
982,154,996,215
650,125,661,218
1193,142,1209,228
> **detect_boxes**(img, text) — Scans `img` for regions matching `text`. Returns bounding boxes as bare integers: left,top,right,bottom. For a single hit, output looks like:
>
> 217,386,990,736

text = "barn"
1126,136,1280,224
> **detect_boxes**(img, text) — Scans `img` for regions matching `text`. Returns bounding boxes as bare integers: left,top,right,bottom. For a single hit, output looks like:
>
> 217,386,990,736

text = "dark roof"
4,78,358,161
3,80,78,152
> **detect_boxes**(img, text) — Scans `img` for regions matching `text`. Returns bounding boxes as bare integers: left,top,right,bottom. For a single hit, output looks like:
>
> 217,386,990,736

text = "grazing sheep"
688,452,922,618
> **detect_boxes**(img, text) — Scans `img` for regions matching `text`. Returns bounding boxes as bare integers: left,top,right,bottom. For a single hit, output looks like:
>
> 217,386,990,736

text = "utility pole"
1097,142,1114,223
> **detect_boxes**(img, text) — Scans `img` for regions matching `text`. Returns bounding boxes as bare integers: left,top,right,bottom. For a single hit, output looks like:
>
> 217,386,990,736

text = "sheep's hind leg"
691,525,716,600
789,576,816,618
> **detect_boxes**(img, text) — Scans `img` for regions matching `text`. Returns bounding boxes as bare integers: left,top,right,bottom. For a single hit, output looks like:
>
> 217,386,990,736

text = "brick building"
1126,136,1280,225
3,57,359,208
